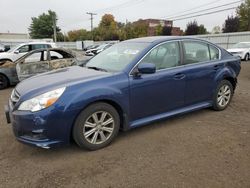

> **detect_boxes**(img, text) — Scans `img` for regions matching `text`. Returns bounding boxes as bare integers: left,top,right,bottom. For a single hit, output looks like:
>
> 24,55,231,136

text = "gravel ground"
0,62,250,188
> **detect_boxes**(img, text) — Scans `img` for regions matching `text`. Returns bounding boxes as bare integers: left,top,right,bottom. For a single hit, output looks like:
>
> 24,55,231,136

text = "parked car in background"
84,44,99,51
0,42,56,63
227,42,250,61
85,43,113,56
5,36,241,150
0,48,89,89
0,43,5,52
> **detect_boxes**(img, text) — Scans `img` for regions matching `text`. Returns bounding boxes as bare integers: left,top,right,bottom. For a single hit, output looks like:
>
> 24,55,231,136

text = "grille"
10,89,20,106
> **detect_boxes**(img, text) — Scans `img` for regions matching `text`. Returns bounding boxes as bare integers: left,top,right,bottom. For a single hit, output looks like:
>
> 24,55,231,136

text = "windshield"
86,42,148,72
232,43,250,48
7,44,22,52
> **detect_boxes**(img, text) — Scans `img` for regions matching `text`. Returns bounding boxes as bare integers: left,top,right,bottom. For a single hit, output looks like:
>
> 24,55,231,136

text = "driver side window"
141,42,180,70
24,51,48,63
18,45,30,53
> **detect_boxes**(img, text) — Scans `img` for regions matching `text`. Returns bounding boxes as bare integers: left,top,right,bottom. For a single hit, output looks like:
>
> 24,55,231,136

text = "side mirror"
14,50,19,54
138,63,156,74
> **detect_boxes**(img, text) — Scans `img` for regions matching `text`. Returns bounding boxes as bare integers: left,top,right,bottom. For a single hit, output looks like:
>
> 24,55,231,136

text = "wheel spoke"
92,113,99,123
84,121,96,128
217,96,222,102
219,98,223,106
84,128,96,138
91,132,98,144
99,131,107,142
100,112,107,123
102,126,113,133
223,86,227,92
221,98,225,106
224,95,230,101
102,118,114,126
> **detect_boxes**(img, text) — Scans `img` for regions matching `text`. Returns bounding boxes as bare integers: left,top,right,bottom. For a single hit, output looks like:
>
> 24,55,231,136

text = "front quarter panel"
62,72,130,126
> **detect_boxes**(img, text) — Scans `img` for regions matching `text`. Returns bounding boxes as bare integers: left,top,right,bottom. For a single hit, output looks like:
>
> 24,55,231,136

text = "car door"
48,49,75,70
129,41,186,122
16,50,50,81
180,40,222,106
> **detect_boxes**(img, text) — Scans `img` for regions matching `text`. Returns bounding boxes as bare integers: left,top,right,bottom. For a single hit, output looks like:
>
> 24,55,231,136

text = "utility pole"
86,12,97,40
52,14,57,42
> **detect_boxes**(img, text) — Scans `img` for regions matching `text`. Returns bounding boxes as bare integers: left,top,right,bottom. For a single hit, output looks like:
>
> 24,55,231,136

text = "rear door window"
209,45,220,60
24,51,48,63
183,41,210,64
32,44,47,50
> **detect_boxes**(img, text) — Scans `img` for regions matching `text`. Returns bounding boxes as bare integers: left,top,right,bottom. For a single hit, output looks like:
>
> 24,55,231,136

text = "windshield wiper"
87,66,108,72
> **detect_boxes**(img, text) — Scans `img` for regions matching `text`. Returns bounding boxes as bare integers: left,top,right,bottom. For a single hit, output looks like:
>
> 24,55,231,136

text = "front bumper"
5,101,76,149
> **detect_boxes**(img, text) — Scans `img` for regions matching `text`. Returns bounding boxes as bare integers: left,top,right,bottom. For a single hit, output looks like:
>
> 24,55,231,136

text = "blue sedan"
5,36,241,150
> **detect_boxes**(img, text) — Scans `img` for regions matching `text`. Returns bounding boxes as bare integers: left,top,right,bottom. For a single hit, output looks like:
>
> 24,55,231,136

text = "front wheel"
244,53,249,61
212,80,233,111
73,102,120,150
0,74,8,90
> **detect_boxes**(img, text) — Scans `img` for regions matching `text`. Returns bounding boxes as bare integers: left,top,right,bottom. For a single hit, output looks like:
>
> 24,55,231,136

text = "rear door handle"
174,73,185,80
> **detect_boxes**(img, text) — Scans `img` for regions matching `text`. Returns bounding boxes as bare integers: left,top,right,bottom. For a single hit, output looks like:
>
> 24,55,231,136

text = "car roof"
19,41,55,45
125,36,210,44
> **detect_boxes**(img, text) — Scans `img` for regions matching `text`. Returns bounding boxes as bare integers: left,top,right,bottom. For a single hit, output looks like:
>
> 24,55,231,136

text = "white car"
0,42,56,62
0,43,5,52
227,42,250,61
85,43,113,56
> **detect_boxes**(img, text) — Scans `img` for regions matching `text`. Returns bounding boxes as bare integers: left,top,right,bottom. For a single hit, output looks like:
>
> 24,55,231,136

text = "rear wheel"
73,102,120,150
212,80,233,111
0,74,8,90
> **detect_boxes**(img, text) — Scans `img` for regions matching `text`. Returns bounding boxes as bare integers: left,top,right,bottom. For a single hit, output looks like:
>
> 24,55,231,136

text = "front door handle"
174,73,185,80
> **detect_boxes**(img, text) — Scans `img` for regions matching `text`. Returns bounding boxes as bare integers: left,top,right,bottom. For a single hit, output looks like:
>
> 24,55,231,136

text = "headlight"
18,87,66,112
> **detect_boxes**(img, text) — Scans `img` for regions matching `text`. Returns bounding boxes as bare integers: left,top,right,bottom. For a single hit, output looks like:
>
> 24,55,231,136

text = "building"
0,32,53,48
133,19,182,36
0,32,29,41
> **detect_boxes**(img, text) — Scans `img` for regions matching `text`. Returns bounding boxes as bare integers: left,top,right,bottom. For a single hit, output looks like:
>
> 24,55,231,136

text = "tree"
237,0,250,31
198,24,208,34
95,14,119,41
67,29,91,41
222,15,239,33
211,26,221,34
29,10,60,39
185,20,199,35
162,26,172,35
155,24,163,35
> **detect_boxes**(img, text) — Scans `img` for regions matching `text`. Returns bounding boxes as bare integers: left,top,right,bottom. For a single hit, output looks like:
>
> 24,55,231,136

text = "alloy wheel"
217,85,231,108
83,111,114,145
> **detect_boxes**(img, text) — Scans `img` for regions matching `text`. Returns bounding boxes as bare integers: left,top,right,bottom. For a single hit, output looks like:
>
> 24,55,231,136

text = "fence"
1,32,250,50
193,31,250,49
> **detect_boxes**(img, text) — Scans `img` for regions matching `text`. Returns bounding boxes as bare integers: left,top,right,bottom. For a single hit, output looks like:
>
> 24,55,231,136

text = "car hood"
15,66,110,96
0,52,11,58
227,48,247,53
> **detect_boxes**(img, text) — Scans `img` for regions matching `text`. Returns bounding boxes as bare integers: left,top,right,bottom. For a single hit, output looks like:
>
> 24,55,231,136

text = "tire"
0,74,8,90
212,80,233,111
244,53,249,61
73,102,120,150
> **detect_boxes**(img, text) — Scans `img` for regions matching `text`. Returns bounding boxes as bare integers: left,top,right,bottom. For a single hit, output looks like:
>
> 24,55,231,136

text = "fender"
213,65,236,93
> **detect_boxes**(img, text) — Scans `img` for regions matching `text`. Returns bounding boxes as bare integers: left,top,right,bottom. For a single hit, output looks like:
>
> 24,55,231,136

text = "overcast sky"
0,0,240,34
